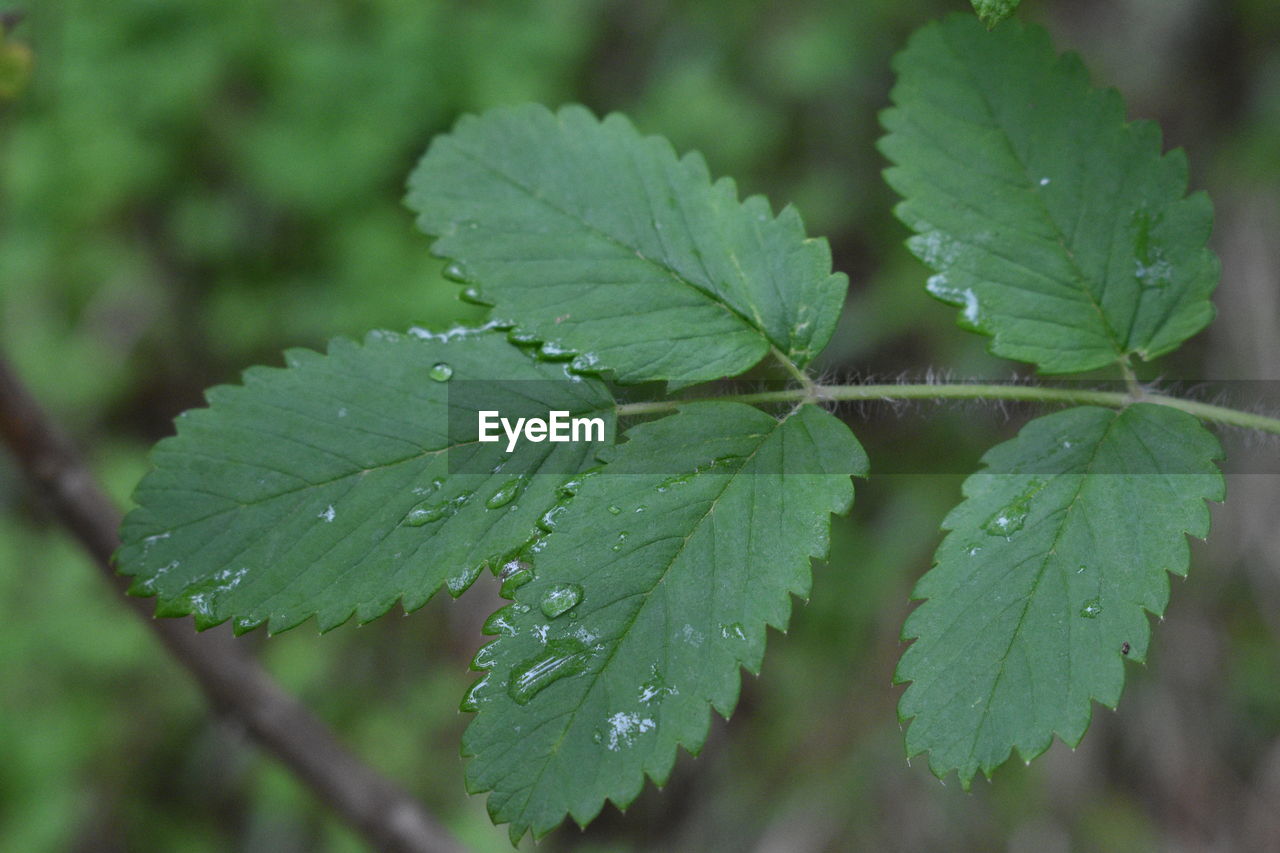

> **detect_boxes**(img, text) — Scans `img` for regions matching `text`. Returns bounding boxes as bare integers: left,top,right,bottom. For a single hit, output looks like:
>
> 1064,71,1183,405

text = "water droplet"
982,481,1042,537
540,583,583,618
459,287,493,306
442,261,470,283
508,329,540,345
1076,565,1087,574
499,563,535,599
318,505,336,523
926,276,982,326
472,642,499,670
1134,256,1173,288
446,562,483,596
719,622,747,641
1039,177,1051,186
557,476,586,498
482,607,518,636
507,638,589,704
233,616,260,635
403,492,471,526
538,504,567,532
428,362,453,382
638,667,676,705
1080,598,1102,619
656,471,695,492
607,505,622,515
485,476,527,510
460,674,491,711
602,711,656,751
173,567,248,626
610,531,629,552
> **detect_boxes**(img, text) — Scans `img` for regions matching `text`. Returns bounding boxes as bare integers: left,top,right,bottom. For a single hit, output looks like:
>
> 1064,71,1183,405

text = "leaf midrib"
444,139,793,364
503,406,795,823
964,409,1124,766
935,24,1128,365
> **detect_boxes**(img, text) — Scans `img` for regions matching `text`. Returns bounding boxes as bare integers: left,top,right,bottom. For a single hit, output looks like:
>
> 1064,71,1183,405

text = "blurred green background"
3,1,1280,850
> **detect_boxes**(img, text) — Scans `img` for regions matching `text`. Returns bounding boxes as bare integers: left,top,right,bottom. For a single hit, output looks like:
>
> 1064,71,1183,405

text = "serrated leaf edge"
116,326,608,637
893,405,1225,786
461,404,859,842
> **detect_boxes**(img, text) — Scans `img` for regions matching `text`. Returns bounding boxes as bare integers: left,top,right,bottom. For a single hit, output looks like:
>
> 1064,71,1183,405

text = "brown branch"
0,355,467,853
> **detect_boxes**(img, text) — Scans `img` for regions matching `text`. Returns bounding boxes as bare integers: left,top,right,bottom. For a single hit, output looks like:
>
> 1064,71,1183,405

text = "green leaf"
896,403,1223,784
406,103,846,388
971,0,1021,29
461,402,865,841
117,328,615,634
880,15,1219,373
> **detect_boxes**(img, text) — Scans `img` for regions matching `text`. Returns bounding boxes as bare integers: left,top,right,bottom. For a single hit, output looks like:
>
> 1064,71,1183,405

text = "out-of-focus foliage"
0,15,32,100
3,0,1280,850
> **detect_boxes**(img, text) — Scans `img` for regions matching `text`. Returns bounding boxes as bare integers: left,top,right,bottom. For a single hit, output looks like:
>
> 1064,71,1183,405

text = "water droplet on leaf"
428,362,453,382
482,608,518,636
403,491,470,526
982,481,1042,537
459,287,492,306
657,471,695,492
540,583,583,618
446,562,483,596
499,564,535,599
460,674,491,711
485,476,527,510
538,504,567,532
638,668,676,705
472,642,499,670
507,638,589,704
1080,598,1102,619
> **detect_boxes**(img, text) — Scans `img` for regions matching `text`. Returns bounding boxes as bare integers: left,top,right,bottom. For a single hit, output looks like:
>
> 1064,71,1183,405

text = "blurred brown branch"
0,353,466,853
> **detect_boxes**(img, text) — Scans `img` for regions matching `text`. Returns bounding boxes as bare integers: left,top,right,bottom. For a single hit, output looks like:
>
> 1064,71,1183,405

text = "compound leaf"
880,15,1219,373
406,103,846,388
117,328,615,634
897,403,1223,784
461,402,865,841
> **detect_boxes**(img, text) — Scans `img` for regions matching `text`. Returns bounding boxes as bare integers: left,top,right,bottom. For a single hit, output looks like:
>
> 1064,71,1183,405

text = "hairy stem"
769,345,819,394
616,382,1280,436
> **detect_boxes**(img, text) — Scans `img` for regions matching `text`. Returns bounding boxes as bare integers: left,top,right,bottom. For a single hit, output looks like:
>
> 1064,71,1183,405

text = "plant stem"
770,345,819,394
616,382,1280,436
